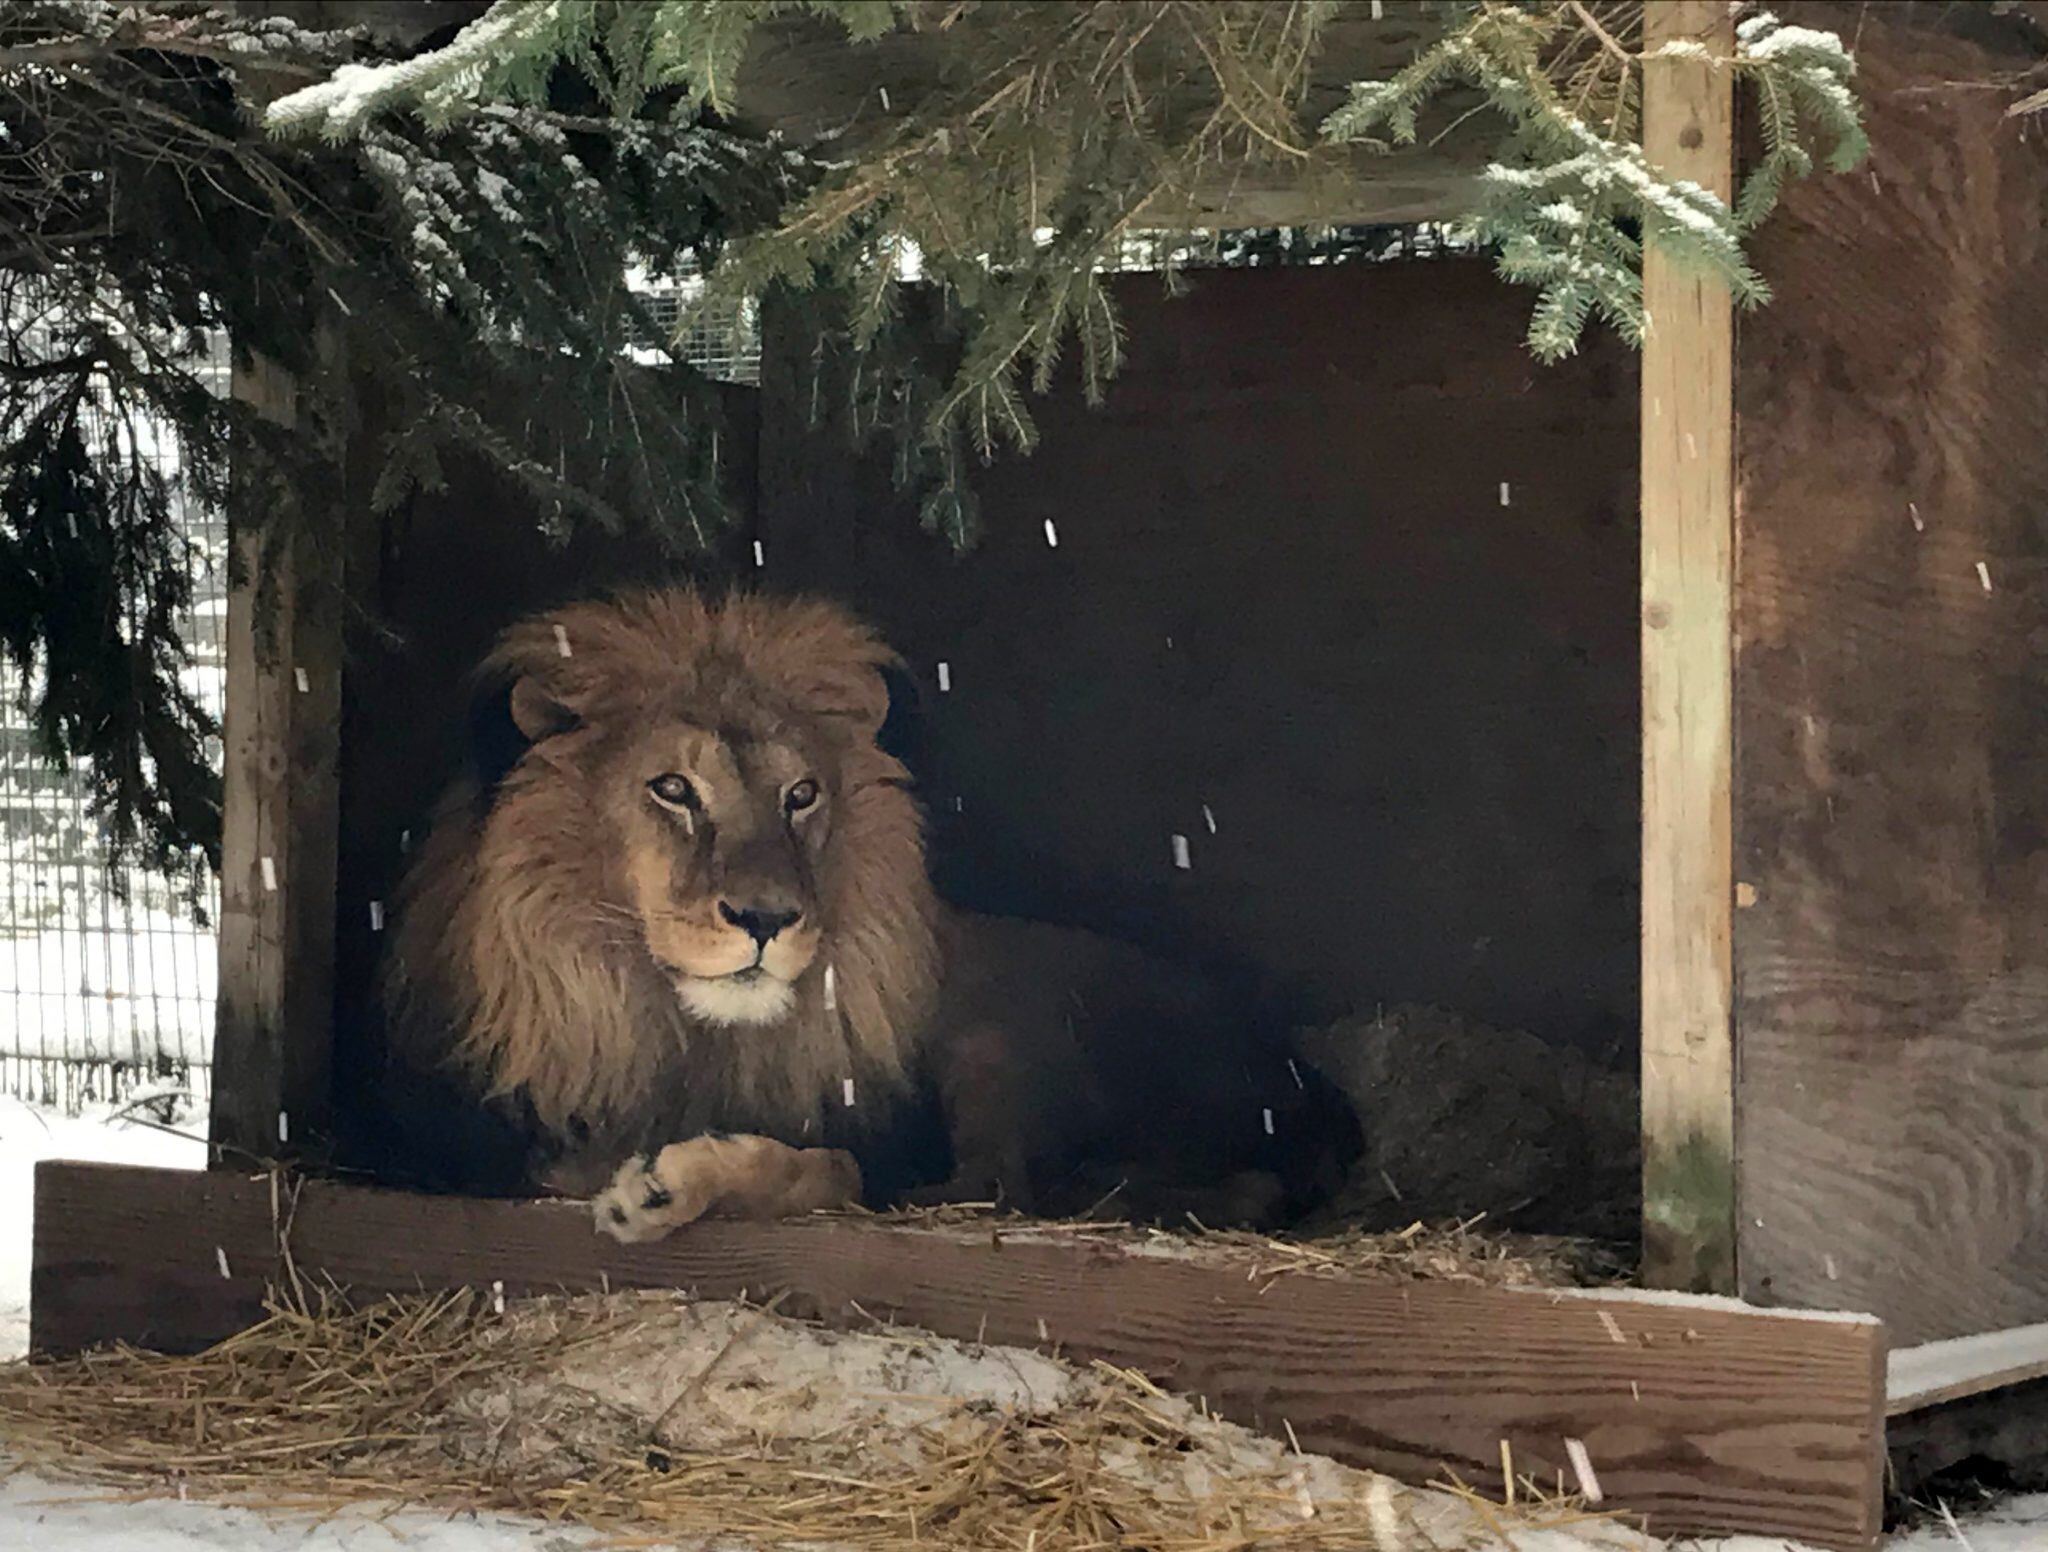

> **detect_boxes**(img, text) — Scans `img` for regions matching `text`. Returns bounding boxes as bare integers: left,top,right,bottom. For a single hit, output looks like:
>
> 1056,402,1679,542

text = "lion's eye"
647,773,699,811
784,779,820,815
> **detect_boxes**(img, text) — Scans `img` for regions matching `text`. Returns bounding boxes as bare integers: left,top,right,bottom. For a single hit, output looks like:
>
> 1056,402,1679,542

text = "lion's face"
389,587,941,1141
600,712,833,1026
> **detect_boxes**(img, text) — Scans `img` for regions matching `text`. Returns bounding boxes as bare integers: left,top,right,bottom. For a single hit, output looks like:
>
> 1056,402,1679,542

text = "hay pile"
0,1286,1657,1551
1296,1004,1639,1242
850,1202,1629,1290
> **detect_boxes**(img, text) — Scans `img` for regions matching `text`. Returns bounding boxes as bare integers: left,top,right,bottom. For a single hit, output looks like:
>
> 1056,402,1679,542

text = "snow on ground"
0,1474,601,1551
0,1096,205,1359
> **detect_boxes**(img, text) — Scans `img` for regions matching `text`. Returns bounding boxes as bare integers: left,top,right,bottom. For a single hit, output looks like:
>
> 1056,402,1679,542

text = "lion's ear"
507,675,580,744
807,657,894,738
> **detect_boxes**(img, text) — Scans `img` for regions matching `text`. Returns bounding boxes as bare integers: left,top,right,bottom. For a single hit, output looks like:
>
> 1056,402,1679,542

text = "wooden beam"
728,9,1494,228
33,1161,1885,1549
1889,1320,2048,1417
209,350,343,1166
1638,1,1738,1296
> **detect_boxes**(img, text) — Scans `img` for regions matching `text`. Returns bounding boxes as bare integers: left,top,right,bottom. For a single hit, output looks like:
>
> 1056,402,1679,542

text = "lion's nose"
719,901,802,946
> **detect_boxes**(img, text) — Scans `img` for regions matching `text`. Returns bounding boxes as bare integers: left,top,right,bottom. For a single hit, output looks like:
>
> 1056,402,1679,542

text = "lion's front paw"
593,1150,711,1244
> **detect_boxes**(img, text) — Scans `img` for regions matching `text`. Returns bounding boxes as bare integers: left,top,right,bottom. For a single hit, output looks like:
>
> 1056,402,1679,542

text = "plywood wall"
1734,5,2048,1342
759,259,1641,1054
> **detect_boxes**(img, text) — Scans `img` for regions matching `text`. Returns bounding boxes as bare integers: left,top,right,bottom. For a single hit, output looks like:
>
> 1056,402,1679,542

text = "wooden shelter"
30,3,2048,1546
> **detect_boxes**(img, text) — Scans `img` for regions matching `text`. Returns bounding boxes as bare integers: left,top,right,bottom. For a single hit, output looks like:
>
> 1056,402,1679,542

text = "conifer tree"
0,0,1867,871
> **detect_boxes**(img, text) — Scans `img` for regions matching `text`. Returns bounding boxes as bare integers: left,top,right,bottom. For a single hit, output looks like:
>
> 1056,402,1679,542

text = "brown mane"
382,586,941,1148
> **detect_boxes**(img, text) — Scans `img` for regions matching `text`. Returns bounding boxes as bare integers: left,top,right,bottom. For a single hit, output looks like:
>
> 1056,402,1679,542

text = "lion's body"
374,586,1355,1227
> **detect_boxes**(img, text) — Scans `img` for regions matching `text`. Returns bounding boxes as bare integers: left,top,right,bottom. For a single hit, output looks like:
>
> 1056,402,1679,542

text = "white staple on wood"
1171,834,1191,870
1287,1058,1304,1089
937,661,951,692
216,1247,231,1281
1909,501,1924,531
278,1110,289,1144
554,624,572,657
1203,803,1217,834
1283,1417,1303,1456
823,963,837,1013
878,85,890,110
1262,1107,1275,1136
842,1077,856,1107
1631,1380,1641,1401
295,667,309,693
260,856,277,892
1498,481,1510,506
491,1279,506,1316
1825,1254,1839,1280
1597,1309,1626,1344
954,796,963,813
1978,561,1994,593
1044,519,1059,548
1564,1438,1602,1503
753,540,765,568
369,901,384,931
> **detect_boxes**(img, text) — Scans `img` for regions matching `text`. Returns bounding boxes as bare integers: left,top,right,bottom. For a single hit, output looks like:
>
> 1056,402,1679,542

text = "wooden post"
1639,1,1737,1294
209,349,343,1166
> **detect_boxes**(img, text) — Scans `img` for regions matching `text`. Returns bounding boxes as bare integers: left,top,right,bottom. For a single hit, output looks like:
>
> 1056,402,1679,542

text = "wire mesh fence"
0,333,229,1119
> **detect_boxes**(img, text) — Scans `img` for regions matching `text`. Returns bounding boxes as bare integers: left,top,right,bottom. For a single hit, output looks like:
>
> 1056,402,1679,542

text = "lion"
375,584,1358,1241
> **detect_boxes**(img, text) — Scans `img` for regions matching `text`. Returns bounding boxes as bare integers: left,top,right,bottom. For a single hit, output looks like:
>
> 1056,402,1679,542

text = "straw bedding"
843,1204,1630,1290
0,1270,1654,1551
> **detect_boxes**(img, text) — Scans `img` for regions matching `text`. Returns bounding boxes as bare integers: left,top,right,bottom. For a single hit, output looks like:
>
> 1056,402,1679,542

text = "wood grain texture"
1889,1320,2048,1416
210,349,341,1166
1732,6,2048,1344
32,1161,1884,1548
1638,0,1736,1295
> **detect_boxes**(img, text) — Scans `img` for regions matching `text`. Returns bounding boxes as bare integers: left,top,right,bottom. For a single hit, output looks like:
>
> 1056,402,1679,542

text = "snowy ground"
0,1475,604,1551
0,1100,2035,1552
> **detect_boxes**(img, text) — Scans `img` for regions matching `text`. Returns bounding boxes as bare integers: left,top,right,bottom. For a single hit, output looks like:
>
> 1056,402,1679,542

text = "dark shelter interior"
330,252,1644,1240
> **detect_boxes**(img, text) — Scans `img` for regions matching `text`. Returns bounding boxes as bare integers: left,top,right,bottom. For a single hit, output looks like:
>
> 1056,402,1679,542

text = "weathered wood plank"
32,1161,1884,1548
1730,5,2048,1343
1889,1320,2048,1416
1638,1,1737,1295
210,350,342,1166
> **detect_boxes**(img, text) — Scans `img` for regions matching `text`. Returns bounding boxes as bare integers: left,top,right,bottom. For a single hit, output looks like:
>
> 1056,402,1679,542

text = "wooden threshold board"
1889,1320,2048,1416
32,1161,1885,1549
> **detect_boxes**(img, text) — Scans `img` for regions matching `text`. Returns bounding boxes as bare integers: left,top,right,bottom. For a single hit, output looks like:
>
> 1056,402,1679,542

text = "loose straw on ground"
0,1282,1633,1551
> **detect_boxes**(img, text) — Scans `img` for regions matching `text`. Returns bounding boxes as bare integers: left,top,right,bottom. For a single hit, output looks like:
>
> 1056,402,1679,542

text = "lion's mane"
382,587,941,1149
